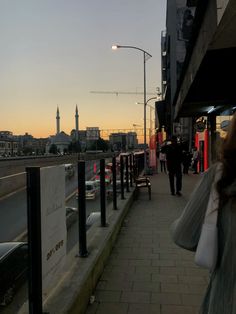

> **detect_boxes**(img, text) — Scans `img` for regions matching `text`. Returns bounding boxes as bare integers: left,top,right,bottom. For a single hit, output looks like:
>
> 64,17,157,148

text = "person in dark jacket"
162,136,183,196
171,113,236,313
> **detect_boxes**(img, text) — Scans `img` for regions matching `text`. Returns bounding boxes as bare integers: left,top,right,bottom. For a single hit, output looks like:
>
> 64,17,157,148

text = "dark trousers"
160,160,166,173
193,159,198,173
183,163,189,174
168,168,182,194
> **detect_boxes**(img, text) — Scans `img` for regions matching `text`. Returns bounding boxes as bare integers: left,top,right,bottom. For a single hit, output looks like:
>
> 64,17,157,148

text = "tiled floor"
85,172,209,314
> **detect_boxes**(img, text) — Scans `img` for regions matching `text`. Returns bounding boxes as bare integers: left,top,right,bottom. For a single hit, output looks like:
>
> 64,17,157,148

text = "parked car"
106,180,121,200
66,206,77,215
64,163,75,179
85,181,97,200
86,212,100,228
0,242,28,306
66,206,78,228
95,169,112,184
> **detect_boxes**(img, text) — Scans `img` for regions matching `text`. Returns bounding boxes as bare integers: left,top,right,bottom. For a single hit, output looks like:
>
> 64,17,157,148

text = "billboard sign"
40,165,67,294
149,135,157,169
86,127,100,140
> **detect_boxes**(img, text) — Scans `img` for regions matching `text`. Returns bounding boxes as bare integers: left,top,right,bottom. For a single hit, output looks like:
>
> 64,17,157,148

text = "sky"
0,0,166,138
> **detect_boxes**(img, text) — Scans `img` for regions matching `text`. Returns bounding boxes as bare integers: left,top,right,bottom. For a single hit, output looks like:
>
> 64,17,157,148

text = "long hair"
217,113,236,201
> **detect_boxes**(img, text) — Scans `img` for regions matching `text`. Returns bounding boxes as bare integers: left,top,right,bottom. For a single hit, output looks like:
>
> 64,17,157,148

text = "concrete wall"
0,156,76,198
0,153,113,198
174,0,218,118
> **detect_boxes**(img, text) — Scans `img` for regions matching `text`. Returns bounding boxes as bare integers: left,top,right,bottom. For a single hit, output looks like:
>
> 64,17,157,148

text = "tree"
68,141,81,153
90,137,109,152
49,144,58,154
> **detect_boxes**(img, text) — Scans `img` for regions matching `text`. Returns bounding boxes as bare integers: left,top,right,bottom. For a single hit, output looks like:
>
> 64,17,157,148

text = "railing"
0,152,144,313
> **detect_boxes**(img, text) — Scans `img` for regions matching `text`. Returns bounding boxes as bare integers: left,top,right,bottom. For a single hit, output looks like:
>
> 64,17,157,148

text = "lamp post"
136,96,157,156
112,44,152,174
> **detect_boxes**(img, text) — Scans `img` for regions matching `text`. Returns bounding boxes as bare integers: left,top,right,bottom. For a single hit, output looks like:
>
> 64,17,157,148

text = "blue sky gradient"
0,0,166,137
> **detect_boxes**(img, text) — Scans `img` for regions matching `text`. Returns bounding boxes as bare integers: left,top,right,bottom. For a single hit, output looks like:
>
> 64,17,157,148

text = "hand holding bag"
194,163,222,272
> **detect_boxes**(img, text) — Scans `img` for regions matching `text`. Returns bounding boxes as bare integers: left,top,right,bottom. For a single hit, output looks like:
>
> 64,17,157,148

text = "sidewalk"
85,172,209,314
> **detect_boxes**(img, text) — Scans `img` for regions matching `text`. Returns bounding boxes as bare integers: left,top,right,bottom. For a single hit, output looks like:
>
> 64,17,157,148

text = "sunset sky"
0,0,166,138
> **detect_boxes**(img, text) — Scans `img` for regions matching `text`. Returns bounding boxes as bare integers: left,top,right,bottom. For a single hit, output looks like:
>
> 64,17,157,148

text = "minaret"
75,105,79,141
56,106,60,135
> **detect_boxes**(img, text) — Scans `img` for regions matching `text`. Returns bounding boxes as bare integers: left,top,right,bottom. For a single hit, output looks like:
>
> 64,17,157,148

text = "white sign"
40,165,67,294
86,127,100,140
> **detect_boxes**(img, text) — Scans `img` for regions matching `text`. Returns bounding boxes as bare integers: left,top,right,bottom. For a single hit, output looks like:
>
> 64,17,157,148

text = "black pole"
129,154,133,187
100,159,107,226
78,161,88,257
112,156,117,210
133,154,137,179
125,155,130,192
26,167,43,314
136,155,140,176
120,155,125,199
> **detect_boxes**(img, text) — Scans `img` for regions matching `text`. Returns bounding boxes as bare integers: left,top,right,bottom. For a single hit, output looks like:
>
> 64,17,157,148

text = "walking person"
171,113,236,313
159,151,167,173
162,136,183,196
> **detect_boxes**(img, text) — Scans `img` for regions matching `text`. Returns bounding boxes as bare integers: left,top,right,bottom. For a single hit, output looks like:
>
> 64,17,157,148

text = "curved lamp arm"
112,45,152,58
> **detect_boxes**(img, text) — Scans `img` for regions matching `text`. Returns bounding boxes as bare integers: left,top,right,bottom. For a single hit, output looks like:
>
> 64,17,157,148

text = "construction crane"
132,123,142,132
90,90,156,96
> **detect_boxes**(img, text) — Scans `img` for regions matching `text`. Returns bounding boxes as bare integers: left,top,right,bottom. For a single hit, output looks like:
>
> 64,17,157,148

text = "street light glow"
111,43,152,174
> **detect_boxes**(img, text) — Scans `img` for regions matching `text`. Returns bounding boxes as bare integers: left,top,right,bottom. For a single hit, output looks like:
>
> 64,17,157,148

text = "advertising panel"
86,127,100,140
149,135,157,169
40,165,67,294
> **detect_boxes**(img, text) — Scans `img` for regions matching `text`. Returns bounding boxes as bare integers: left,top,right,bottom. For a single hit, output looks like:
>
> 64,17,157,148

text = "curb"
42,187,137,314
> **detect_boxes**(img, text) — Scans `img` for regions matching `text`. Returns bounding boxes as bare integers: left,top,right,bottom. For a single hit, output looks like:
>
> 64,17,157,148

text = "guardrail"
24,153,144,313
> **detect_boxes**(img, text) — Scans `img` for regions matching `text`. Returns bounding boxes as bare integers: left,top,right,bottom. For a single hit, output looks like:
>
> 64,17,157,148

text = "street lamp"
112,44,152,173
136,96,157,147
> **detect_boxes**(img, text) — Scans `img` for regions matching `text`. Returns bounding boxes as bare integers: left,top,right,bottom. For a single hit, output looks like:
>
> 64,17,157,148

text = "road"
0,190,113,313
0,160,113,313
0,160,101,242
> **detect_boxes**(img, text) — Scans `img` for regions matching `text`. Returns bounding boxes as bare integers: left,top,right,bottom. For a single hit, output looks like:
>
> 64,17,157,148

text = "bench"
135,176,151,200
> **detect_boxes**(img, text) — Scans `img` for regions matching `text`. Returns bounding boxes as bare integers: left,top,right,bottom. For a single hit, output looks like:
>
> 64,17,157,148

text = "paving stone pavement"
85,171,209,314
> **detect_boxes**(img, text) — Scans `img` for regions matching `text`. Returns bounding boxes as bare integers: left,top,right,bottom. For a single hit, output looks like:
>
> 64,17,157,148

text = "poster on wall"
176,0,197,81
40,165,67,295
149,135,157,169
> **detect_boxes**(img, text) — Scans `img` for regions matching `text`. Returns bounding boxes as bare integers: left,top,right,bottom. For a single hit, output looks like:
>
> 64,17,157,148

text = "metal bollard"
112,156,117,210
78,161,88,257
100,159,107,227
120,155,125,199
26,167,43,314
129,154,133,187
125,155,130,192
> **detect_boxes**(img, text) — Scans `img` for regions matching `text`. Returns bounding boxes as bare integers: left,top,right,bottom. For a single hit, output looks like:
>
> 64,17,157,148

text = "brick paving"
85,172,209,314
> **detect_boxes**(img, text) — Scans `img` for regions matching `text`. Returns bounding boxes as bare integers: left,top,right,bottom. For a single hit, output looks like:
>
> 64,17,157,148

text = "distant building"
161,0,196,142
86,127,100,150
127,132,138,149
17,133,48,155
0,131,18,156
109,133,127,151
46,131,71,154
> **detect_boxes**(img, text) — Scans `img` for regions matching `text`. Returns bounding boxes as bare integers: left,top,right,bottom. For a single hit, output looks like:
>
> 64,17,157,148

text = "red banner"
149,135,157,169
